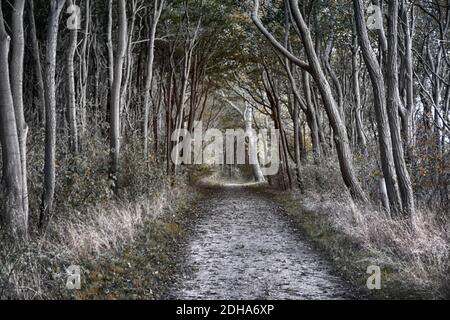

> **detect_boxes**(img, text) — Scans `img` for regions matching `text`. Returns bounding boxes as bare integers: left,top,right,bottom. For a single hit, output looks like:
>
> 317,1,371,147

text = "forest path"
168,184,353,299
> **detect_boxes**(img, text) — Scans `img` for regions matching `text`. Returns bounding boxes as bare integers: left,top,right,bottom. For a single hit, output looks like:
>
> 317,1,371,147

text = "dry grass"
48,187,183,260
0,184,190,299
301,190,450,297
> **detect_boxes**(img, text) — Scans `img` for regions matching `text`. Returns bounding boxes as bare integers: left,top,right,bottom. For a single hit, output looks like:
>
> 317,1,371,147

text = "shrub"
0,134,191,299
294,153,450,298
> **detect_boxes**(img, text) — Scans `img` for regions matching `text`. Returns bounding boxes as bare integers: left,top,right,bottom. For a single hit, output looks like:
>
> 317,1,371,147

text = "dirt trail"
169,184,353,300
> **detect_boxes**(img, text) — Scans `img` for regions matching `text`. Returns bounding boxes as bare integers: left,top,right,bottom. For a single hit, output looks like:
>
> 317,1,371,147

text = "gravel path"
169,185,353,300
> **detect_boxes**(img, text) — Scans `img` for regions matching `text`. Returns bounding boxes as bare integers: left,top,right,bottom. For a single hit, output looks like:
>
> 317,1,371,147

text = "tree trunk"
40,0,66,228
173,13,199,172
107,0,114,89
28,0,46,125
67,0,79,154
244,104,265,182
252,0,367,201
110,0,128,192
351,32,367,151
153,79,163,159
385,0,415,218
0,2,27,238
10,0,29,230
120,1,136,127
293,96,305,191
287,0,367,202
144,0,164,160
79,0,90,144
399,0,414,159
323,33,345,123
303,71,321,161
353,0,403,214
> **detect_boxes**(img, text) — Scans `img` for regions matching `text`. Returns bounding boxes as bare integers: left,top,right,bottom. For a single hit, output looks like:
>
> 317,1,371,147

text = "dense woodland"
0,0,449,299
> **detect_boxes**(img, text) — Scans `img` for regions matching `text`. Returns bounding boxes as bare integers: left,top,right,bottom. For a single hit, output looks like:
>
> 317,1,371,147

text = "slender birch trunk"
40,0,66,227
0,1,27,238
109,0,128,192
28,0,46,125
67,0,79,154
10,0,29,229
144,0,164,160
